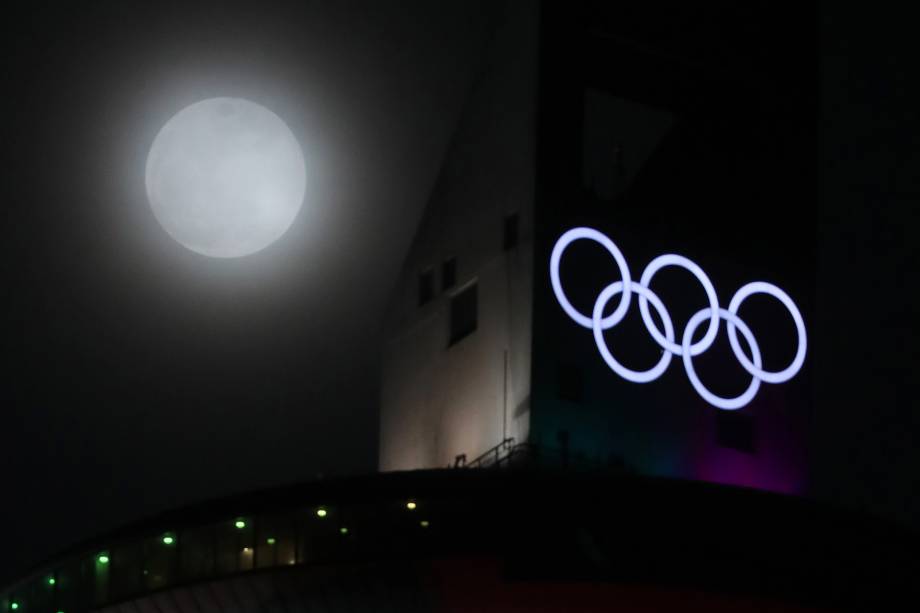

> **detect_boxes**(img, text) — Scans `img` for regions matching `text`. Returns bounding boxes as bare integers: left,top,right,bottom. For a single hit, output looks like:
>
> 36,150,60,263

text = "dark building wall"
531,1,816,493
814,3,920,531
91,558,824,612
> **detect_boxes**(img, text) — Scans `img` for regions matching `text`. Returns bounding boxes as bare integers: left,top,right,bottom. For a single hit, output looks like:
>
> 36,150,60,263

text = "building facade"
379,0,538,471
380,0,815,495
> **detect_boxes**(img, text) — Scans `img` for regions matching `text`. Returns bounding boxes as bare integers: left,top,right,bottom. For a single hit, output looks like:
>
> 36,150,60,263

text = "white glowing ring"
727,282,807,384
638,254,720,356
592,281,674,383
550,227,807,411
550,227,632,329
682,308,763,411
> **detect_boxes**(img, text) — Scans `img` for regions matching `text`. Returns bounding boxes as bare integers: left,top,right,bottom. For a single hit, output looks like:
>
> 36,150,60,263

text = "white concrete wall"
379,1,538,471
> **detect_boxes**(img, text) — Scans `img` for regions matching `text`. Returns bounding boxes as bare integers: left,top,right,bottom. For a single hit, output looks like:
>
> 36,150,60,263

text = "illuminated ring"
682,308,762,410
638,254,720,357
550,227,808,411
592,281,674,383
550,227,632,329
727,282,807,384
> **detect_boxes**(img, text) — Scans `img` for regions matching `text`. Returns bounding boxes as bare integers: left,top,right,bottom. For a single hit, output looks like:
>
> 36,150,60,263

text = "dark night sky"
2,0,920,587
0,0,495,581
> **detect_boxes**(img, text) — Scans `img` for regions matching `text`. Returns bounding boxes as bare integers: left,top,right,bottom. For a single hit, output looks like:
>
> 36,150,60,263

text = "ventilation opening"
442,257,457,291
418,269,434,307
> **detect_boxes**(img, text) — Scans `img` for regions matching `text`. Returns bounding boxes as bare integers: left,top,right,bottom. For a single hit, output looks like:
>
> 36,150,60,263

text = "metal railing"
465,437,517,468
454,438,633,473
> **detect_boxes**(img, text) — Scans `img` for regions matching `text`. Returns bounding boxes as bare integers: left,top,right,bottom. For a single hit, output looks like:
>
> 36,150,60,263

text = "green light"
97,554,110,565
315,507,327,518
11,603,19,610
266,537,276,545
420,520,430,528
162,535,175,545
48,576,56,586
234,520,246,529
339,527,348,535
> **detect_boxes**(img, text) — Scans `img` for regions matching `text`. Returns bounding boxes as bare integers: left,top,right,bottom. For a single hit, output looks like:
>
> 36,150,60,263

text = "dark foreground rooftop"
3,461,918,612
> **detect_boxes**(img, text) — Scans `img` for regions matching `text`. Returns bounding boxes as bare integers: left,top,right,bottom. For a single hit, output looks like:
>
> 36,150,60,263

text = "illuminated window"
418,268,434,306
716,411,755,453
442,257,457,291
449,282,477,346
503,213,519,251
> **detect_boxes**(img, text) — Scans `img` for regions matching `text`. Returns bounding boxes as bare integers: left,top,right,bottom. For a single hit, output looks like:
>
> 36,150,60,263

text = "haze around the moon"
145,97,306,258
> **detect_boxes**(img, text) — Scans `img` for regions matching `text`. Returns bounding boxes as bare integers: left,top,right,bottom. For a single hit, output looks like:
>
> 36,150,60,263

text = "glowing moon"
145,98,306,258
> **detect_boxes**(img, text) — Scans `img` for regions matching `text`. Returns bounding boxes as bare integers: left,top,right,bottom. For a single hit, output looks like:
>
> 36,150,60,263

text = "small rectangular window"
449,282,477,346
716,411,755,453
503,213,519,251
442,257,457,291
418,269,434,307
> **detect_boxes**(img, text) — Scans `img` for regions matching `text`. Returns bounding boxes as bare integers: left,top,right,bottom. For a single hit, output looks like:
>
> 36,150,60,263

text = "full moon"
145,98,306,258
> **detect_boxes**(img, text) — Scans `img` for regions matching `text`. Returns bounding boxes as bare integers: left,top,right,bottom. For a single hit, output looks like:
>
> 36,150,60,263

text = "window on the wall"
715,411,755,453
503,213,519,251
418,269,434,307
442,257,457,291
449,282,477,346
557,362,584,403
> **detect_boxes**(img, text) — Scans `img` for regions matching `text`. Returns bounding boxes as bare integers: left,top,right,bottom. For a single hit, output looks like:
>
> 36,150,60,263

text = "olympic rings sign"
549,227,807,410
